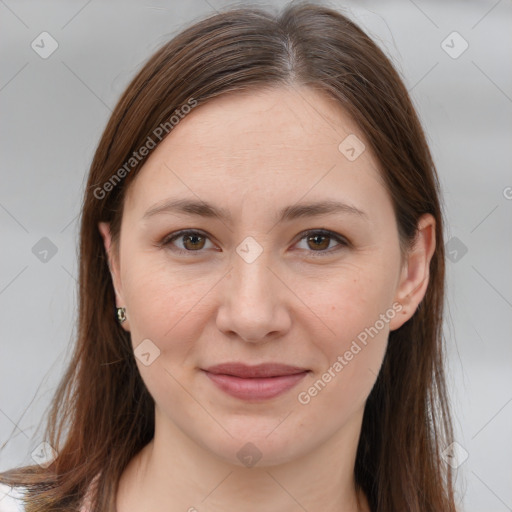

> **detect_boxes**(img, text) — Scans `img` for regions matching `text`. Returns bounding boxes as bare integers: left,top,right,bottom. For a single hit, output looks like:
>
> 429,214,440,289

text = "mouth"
201,362,310,401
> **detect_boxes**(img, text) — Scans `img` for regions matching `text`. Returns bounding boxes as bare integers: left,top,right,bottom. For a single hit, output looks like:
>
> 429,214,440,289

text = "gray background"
1,1,511,510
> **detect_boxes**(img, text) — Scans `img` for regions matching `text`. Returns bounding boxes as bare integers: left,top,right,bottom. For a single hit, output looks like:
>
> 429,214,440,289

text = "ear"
389,213,436,331
98,222,130,331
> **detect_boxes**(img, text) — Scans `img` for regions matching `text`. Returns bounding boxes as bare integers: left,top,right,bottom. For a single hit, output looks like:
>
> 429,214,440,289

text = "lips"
204,362,308,378
201,362,309,401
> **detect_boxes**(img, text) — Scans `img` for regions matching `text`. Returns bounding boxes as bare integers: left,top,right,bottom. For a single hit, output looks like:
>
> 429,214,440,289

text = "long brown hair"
0,2,457,510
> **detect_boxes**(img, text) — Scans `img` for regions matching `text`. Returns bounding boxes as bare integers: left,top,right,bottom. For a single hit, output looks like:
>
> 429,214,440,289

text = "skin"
98,85,435,512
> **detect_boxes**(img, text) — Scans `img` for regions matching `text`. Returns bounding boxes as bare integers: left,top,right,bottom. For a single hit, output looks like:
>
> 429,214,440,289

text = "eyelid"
160,228,349,256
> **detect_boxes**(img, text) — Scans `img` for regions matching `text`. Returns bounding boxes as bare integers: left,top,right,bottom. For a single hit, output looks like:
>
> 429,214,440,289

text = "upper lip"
203,363,309,378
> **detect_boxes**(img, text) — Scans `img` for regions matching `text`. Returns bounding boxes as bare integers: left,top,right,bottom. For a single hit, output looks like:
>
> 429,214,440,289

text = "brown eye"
162,229,348,257
296,229,348,256
163,230,213,253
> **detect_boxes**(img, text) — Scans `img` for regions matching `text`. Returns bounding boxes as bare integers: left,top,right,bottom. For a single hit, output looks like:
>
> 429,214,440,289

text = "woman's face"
100,86,429,466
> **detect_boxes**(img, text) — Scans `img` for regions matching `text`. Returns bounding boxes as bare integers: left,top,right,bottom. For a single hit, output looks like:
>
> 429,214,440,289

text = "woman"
0,2,458,511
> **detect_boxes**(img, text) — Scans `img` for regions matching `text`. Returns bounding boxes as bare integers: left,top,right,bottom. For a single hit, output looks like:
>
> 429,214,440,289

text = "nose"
215,249,292,343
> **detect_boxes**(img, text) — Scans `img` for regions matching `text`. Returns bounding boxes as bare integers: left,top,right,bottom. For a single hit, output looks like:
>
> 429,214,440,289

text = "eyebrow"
143,198,369,223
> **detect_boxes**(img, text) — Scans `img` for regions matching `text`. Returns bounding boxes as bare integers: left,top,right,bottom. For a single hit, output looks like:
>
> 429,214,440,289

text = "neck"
116,406,370,512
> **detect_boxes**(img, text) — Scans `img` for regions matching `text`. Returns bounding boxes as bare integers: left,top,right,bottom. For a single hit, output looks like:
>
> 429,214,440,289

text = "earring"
116,307,127,324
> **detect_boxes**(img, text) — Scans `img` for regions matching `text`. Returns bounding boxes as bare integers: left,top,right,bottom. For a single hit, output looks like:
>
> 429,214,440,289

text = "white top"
0,483,26,512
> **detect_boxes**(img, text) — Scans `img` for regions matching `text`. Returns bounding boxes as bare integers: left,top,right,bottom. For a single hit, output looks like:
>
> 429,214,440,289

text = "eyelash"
160,229,349,257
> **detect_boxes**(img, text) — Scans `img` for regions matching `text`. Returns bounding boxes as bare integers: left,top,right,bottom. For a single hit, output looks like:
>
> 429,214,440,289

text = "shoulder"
0,483,26,512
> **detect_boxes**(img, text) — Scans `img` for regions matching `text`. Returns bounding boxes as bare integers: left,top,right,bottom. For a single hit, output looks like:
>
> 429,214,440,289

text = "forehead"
159,86,363,155
125,86,386,215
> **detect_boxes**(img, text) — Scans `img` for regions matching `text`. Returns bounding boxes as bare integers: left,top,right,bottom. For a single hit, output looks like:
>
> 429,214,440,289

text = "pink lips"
202,363,309,401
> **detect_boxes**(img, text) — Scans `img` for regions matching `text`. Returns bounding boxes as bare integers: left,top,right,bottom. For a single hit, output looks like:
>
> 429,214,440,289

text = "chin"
194,420,312,469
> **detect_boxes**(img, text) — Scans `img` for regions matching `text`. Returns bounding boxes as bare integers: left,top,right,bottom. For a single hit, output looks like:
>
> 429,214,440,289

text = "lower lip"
202,370,308,401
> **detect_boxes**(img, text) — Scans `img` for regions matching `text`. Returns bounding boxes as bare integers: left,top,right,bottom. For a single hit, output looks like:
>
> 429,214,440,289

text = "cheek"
295,296,390,428
122,257,211,343
300,258,397,344
294,263,395,409
120,259,213,411
119,251,233,392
